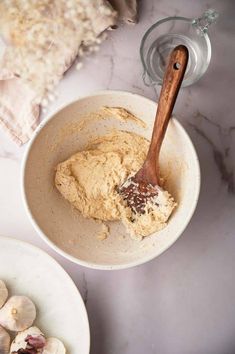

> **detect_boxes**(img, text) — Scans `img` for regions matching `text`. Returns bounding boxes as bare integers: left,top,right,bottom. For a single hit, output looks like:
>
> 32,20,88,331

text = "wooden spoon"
119,45,189,214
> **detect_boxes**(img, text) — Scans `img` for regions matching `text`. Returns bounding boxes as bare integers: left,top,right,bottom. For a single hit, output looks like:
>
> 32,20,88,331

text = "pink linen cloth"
0,67,39,144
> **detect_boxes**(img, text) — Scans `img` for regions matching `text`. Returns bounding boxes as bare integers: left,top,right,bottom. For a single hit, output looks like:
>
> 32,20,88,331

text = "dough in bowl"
55,127,176,240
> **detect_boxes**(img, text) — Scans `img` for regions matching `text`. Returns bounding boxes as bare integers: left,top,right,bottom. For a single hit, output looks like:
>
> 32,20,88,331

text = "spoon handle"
147,45,189,165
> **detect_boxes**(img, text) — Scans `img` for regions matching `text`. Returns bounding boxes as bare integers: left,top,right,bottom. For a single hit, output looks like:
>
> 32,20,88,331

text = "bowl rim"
21,89,201,270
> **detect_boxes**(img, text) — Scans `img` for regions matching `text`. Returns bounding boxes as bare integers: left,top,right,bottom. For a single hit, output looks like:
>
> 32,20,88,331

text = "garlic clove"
0,325,10,354
0,295,36,331
43,337,66,354
10,326,45,353
0,280,8,309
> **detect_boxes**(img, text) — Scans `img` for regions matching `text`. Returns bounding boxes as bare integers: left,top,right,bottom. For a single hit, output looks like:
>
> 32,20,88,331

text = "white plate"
0,236,90,353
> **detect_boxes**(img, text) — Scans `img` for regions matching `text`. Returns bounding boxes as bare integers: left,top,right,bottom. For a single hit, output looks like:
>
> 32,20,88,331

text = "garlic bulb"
0,325,10,354
0,280,8,308
0,295,36,331
43,337,66,354
10,326,45,353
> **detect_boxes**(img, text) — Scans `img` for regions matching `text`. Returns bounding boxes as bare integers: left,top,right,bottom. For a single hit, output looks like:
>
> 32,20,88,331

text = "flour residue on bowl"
54,107,176,240
96,223,110,241
50,106,147,152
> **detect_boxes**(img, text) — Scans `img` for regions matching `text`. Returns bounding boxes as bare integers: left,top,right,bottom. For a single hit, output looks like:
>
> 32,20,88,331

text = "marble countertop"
1,1,235,353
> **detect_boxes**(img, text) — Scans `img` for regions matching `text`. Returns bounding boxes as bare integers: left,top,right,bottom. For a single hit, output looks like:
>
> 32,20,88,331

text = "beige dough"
55,130,176,239
55,130,147,221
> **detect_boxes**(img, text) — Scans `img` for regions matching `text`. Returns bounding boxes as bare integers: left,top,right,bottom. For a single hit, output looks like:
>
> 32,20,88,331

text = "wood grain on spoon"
119,45,189,213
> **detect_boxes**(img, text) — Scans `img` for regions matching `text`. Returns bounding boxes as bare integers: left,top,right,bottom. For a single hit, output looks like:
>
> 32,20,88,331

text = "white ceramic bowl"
22,90,200,270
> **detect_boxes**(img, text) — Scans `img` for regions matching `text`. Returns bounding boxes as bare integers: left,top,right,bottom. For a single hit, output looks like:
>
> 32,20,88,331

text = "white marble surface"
1,1,235,353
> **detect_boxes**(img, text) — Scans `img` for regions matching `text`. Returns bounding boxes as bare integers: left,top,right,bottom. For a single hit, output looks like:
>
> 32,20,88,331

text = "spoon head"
118,176,160,214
